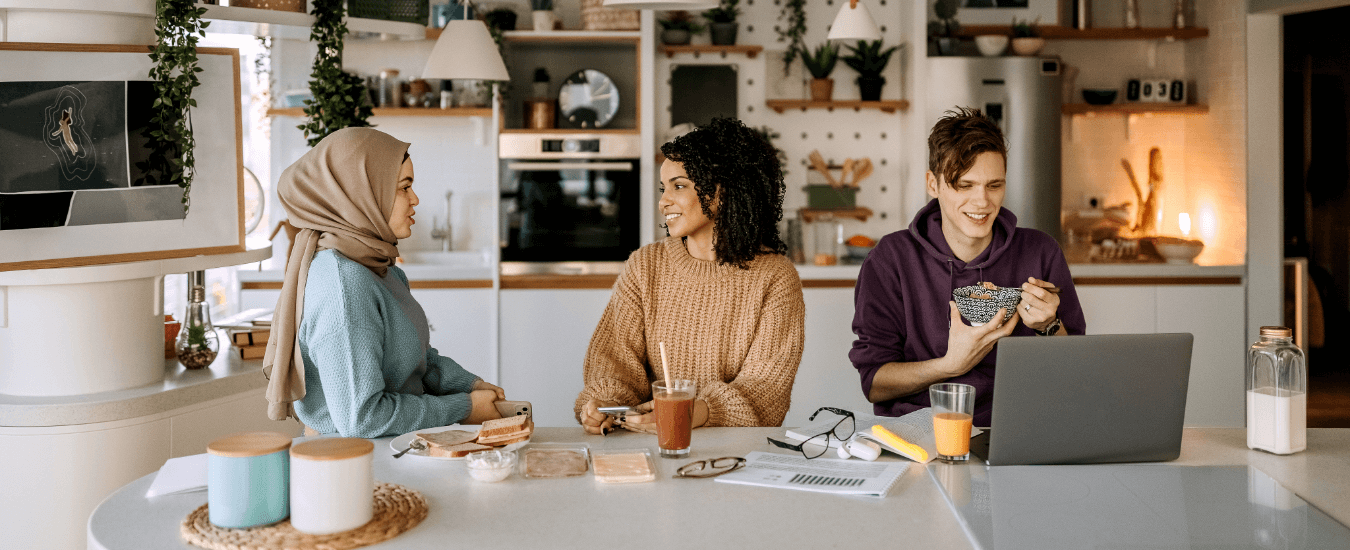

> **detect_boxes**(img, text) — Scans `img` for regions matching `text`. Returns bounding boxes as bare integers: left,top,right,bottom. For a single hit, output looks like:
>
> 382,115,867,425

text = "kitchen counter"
0,332,265,428
88,427,1350,549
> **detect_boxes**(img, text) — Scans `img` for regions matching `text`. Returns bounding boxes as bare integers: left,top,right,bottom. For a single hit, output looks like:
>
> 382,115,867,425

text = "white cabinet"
411,289,497,386
1075,284,1246,427
787,287,874,427
499,289,612,427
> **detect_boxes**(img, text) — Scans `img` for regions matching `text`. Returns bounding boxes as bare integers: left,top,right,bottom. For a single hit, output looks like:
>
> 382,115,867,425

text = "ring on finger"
1024,304,1031,312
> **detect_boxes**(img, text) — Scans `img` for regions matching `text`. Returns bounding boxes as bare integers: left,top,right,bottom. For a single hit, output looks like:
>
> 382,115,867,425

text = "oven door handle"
507,161,633,172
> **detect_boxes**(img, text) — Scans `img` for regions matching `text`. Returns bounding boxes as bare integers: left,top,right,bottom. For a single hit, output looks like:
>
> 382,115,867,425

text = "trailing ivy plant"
141,0,209,214
301,0,373,147
774,0,806,75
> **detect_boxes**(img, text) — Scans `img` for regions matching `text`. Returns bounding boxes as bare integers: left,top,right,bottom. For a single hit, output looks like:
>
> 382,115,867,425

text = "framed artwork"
956,0,1061,26
0,43,244,271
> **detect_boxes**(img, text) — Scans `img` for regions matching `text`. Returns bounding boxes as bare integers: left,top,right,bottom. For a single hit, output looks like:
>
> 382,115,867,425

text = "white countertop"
87,427,1350,550
0,332,266,428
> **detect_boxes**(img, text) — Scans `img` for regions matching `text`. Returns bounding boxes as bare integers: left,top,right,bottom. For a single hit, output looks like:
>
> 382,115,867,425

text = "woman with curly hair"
574,117,806,434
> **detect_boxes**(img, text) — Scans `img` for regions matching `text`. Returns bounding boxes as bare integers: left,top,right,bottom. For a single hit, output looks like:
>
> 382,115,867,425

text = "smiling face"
388,157,418,240
927,151,1005,260
658,159,715,242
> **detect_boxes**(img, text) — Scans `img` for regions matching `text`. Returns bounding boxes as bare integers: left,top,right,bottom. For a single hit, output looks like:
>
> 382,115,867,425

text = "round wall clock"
558,69,619,129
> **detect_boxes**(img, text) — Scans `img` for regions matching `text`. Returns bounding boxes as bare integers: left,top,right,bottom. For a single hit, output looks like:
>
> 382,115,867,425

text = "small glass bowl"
465,449,517,482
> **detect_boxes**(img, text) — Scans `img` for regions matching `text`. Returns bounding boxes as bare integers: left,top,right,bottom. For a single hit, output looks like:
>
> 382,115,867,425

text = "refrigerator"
921,57,1063,238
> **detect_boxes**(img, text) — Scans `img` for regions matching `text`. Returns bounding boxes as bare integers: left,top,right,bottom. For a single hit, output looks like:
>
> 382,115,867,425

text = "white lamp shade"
827,0,882,42
602,0,718,10
423,20,510,81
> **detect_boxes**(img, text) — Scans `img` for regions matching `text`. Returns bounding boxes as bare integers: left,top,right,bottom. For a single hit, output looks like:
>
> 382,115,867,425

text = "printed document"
714,451,909,497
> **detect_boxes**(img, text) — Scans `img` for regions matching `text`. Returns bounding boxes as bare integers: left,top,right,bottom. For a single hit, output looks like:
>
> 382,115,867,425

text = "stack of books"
231,327,270,360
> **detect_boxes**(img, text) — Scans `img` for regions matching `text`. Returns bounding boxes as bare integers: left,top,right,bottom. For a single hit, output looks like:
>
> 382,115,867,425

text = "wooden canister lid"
291,437,374,461
207,431,293,458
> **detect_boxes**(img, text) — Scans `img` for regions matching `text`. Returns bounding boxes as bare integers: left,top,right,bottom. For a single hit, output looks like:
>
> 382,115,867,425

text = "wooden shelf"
200,4,425,40
959,25,1208,40
499,128,639,134
426,28,639,42
1061,103,1209,116
799,207,873,223
766,100,909,114
267,107,494,117
659,44,763,58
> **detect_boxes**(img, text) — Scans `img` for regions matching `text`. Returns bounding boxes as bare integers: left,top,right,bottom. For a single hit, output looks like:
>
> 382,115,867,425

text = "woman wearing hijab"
263,128,504,438
574,117,806,434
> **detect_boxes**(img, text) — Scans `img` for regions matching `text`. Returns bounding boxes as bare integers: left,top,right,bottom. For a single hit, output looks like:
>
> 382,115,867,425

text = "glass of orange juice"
930,383,975,463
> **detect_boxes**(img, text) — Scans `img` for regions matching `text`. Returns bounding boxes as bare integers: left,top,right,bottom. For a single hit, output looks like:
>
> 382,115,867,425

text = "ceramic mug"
206,432,292,529
290,438,374,535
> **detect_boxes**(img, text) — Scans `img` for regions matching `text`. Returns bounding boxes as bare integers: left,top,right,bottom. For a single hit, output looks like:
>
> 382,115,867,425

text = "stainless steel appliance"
923,57,1062,237
499,133,641,262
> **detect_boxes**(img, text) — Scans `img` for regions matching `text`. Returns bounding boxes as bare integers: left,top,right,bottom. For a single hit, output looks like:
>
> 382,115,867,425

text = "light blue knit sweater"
295,250,479,437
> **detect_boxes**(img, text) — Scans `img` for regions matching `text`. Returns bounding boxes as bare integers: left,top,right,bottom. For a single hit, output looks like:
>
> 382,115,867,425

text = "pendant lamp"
602,0,719,11
423,20,510,82
827,0,882,42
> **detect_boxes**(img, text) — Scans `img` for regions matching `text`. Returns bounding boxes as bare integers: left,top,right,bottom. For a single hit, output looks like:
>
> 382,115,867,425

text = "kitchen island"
88,427,1350,549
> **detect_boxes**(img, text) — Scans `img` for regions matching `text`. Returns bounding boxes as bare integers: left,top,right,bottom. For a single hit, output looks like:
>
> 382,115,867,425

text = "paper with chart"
785,408,983,464
714,451,909,498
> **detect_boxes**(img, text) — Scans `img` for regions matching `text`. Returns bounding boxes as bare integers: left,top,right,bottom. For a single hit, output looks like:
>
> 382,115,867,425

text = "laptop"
971,333,1194,466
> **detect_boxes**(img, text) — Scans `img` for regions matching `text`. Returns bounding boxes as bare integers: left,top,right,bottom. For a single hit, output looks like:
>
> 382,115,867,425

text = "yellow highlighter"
871,425,929,462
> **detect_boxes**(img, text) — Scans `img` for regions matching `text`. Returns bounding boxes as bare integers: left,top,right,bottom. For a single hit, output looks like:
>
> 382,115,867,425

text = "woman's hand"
580,399,618,435
942,301,1019,377
472,379,506,401
463,389,504,424
621,398,709,433
1019,277,1061,333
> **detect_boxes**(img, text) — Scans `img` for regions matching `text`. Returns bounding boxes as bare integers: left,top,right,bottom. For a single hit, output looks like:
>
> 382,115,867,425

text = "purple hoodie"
849,198,1086,426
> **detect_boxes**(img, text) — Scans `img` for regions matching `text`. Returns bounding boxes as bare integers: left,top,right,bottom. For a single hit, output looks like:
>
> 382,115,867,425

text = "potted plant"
775,0,806,75
1011,17,1045,56
301,0,373,147
841,39,898,102
801,42,839,102
531,0,556,32
142,0,209,213
702,0,740,46
659,11,705,45
928,0,960,56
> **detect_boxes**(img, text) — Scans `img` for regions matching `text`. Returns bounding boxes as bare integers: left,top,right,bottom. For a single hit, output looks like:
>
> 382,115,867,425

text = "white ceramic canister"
289,438,375,535
207,431,292,529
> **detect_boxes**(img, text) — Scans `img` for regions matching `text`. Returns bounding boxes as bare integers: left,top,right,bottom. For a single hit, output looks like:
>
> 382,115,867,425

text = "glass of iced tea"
652,379,697,458
930,383,976,463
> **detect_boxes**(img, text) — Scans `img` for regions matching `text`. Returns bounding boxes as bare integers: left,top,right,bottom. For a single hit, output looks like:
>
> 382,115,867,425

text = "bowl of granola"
952,281,1022,326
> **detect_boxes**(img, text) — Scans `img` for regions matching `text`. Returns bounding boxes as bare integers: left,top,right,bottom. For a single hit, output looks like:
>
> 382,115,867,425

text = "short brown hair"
927,106,1007,187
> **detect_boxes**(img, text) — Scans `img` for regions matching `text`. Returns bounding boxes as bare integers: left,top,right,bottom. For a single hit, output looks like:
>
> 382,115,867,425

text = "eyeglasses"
673,457,746,479
764,407,856,459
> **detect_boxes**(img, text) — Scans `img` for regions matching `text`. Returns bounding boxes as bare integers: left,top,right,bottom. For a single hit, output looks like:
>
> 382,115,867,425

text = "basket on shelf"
228,0,306,11
581,0,639,31
348,0,430,25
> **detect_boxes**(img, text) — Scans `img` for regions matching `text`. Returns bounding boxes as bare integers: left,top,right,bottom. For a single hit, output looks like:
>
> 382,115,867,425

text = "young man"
849,107,1086,426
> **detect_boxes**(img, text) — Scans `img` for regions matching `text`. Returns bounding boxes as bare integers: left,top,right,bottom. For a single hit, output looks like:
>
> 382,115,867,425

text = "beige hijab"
263,128,411,421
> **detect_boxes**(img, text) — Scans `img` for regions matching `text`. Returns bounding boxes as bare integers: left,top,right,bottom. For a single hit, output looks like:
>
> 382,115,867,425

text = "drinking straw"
659,342,672,388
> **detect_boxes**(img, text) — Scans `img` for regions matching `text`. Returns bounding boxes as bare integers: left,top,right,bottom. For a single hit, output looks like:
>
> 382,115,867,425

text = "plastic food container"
465,449,517,482
591,448,656,483
519,443,590,479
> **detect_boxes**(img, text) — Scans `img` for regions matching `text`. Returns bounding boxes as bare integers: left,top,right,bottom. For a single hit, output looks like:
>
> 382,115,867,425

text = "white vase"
532,10,557,32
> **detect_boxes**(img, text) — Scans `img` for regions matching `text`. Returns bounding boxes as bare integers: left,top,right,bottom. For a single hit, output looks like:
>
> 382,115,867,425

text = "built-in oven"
499,133,641,262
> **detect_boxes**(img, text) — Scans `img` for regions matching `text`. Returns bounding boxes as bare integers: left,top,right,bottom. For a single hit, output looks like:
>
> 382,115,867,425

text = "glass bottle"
1246,326,1307,455
176,285,219,370
1122,0,1140,29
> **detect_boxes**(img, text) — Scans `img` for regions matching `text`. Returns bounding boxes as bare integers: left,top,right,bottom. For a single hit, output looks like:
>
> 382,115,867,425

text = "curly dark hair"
927,106,1008,187
660,117,787,269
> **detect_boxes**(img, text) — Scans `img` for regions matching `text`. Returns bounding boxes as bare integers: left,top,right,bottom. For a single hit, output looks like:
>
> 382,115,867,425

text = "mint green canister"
207,431,292,529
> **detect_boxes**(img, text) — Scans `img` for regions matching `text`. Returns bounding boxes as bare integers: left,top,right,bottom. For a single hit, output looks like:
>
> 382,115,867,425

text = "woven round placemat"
181,482,427,550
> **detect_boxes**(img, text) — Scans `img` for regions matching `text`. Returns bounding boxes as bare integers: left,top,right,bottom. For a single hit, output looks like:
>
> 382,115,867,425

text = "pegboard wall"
652,0,917,246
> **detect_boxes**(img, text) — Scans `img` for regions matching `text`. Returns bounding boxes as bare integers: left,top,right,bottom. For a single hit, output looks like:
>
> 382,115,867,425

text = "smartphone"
598,406,640,416
495,400,532,418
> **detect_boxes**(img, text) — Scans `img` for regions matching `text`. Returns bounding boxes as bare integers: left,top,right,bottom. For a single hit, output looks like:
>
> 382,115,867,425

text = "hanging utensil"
852,158,873,187
808,150,836,187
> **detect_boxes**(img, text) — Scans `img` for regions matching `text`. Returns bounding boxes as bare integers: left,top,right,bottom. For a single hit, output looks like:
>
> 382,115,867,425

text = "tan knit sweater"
574,237,806,427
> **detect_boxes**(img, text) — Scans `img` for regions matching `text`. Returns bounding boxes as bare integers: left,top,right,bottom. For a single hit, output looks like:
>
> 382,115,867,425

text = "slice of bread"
426,441,493,458
415,429,477,448
478,414,530,438
476,419,534,445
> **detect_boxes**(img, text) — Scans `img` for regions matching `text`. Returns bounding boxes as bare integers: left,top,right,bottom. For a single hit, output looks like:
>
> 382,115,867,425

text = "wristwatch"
1034,316,1062,336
